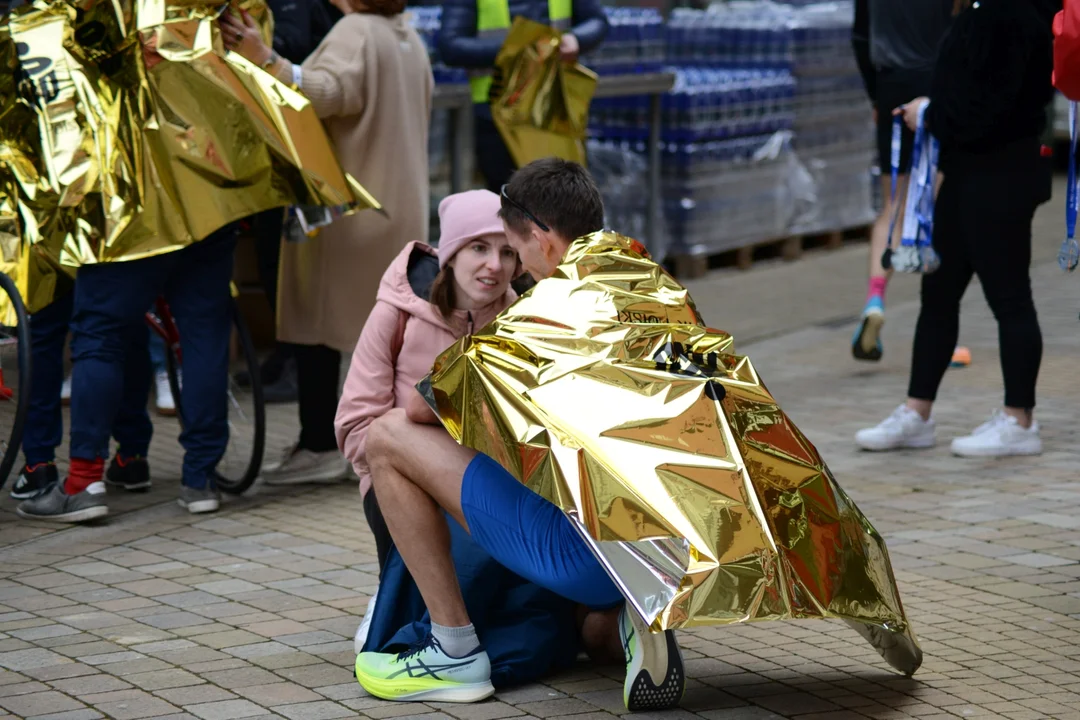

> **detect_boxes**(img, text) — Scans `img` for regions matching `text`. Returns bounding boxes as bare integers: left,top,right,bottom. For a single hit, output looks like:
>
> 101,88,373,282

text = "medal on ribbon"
888,104,940,275
1060,101,1080,272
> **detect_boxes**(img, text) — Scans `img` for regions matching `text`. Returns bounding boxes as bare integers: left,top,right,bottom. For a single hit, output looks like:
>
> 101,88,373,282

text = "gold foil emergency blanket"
427,231,923,677
489,17,596,168
0,0,380,315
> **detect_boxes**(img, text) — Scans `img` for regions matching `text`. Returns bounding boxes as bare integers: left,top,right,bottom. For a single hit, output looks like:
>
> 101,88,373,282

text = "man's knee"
367,409,408,468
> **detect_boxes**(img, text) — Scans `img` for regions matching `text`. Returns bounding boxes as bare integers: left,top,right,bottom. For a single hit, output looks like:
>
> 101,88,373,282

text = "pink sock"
867,276,887,303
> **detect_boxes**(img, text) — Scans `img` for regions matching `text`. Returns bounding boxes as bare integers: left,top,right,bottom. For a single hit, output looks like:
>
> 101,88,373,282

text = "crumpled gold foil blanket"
427,231,922,676
0,0,380,315
489,17,596,168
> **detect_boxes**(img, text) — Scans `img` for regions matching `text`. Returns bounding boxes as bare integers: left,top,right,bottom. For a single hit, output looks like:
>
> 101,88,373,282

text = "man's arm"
568,0,609,57
437,0,504,69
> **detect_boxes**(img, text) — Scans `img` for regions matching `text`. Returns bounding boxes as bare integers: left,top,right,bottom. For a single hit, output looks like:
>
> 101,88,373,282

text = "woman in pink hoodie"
335,189,518,570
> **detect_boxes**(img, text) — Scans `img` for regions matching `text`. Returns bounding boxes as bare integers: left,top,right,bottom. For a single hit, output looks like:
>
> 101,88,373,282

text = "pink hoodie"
335,241,516,496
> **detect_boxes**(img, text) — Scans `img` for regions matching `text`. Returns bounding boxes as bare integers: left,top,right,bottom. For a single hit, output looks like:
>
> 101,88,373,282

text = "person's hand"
141,31,164,70
559,33,579,62
894,96,929,132
219,8,272,66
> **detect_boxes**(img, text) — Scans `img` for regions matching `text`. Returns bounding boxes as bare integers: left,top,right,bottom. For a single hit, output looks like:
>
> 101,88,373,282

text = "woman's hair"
952,0,970,15
429,265,456,320
350,0,405,16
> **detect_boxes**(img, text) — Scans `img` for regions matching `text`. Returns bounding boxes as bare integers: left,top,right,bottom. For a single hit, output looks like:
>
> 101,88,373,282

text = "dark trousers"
908,150,1042,410
475,115,517,192
24,291,152,466
294,343,340,453
362,488,392,573
70,227,238,488
250,208,295,363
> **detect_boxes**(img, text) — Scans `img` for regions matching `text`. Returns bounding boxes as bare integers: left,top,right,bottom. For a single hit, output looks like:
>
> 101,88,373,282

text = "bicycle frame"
145,297,183,364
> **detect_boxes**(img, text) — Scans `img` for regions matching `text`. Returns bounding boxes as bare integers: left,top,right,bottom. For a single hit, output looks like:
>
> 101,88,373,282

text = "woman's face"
449,235,518,310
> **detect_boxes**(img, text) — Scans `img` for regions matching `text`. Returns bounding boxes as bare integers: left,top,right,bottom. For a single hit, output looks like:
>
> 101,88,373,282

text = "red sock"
867,276,887,303
65,458,104,495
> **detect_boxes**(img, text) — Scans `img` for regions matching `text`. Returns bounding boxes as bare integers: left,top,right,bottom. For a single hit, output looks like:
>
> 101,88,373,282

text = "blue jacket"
437,0,609,69
363,515,582,688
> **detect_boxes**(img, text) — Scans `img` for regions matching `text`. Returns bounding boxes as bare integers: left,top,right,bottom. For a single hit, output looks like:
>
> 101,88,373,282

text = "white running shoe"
262,445,350,485
855,404,936,451
155,371,176,416
951,410,1042,458
620,603,684,711
354,594,378,655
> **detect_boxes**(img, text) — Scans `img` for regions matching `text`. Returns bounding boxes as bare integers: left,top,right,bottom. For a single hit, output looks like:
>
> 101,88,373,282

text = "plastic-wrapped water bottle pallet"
667,220,872,279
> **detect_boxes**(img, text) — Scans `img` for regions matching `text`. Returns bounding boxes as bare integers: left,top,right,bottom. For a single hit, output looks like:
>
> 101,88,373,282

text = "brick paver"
1,181,1079,719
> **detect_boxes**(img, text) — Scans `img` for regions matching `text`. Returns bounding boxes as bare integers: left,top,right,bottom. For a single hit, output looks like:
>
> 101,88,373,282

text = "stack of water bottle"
581,7,665,75
785,0,875,234
409,7,468,85
621,2,802,260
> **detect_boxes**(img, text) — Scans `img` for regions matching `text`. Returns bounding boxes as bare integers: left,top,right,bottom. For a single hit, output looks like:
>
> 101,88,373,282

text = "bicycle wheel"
166,298,265,495
0,271,30,490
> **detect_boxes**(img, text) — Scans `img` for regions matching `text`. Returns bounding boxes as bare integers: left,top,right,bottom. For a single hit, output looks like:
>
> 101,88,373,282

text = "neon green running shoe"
621,604,685,711
355,634,494,703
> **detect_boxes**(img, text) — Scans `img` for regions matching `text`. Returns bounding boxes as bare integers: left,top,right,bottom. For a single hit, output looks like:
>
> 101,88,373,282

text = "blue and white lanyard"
1060,101,1080,272
887,107,938,252
902,105,938,250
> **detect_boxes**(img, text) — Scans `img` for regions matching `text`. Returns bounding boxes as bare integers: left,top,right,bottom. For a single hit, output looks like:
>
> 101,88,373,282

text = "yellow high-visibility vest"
469,0,572,103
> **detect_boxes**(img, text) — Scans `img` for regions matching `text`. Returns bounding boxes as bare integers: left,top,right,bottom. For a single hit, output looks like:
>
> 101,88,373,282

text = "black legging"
294,343,341,453
908,148,1042,410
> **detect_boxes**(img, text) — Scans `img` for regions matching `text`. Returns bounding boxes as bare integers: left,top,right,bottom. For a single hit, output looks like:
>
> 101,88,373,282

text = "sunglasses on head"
500,184,551,233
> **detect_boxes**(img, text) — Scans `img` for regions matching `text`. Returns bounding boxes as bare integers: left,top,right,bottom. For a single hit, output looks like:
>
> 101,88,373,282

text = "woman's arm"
335,302,402,475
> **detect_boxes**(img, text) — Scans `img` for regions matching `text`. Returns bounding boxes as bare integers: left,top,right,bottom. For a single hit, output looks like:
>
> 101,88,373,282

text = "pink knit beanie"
437,190,506,269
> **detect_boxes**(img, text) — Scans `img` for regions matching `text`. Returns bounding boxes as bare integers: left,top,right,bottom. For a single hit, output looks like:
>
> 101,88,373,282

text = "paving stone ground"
1,180,1079,719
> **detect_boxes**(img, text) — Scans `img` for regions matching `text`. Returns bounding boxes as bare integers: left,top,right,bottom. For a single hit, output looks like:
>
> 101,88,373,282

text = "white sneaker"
262,445,350,485
855,404,936,451
951,410,1042,457
61,374,72,405
155,371,176,416
354,593,378,655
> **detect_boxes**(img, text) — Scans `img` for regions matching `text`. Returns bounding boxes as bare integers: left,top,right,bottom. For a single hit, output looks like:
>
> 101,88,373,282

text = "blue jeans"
23,291,153,466
69,226,238,489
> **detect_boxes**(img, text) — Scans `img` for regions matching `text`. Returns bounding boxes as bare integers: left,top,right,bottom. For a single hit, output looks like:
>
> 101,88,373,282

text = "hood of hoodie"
375,242,516,335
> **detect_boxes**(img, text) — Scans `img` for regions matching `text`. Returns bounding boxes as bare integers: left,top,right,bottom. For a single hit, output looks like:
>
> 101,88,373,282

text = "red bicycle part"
146,297,183,364
0,369,12,400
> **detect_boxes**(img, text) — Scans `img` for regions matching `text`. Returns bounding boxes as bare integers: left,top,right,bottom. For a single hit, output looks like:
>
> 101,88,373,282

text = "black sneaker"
10,463,59,500
105,456,152,492
17,481,109,523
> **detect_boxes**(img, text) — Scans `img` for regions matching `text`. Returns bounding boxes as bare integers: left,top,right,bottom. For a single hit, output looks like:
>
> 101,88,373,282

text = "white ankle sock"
431,621,480,658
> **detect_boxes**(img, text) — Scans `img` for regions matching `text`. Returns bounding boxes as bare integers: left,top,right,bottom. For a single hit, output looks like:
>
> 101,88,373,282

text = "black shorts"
874,67,934,173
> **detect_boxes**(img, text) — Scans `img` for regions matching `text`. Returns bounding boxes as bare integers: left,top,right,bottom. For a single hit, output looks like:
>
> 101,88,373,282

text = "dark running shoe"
620,603,684,711
10,463,59,500
105,455,152,492
17,481,109,523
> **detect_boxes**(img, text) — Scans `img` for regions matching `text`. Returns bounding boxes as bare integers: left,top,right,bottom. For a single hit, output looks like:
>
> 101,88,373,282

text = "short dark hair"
498,158,605,244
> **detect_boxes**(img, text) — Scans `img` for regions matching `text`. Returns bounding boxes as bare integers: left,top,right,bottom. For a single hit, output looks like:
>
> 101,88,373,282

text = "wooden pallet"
668,223,872,279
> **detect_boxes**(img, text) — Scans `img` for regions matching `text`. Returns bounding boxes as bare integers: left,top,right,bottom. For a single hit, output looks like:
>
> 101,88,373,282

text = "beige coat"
273,13,433,353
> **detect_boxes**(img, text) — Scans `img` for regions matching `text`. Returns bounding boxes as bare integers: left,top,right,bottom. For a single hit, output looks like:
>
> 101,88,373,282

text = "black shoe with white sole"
10,463,58,500
105,455,152,492
620,604,684,711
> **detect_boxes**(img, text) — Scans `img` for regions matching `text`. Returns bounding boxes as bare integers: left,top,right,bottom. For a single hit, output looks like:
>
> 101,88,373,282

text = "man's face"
503,220,557,281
